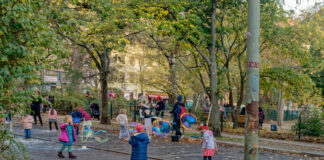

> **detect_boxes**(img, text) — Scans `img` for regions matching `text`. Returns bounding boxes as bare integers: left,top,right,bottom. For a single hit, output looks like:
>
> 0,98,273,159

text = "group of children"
116,107,218,160
21,107,59,139
19,102,218,160
20,106,93,159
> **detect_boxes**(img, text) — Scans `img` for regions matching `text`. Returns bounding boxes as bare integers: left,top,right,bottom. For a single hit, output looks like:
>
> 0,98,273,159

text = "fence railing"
223,107,299,121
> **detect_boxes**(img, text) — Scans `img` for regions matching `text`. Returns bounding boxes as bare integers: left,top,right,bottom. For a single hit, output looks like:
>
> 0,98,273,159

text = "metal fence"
223,107,299,121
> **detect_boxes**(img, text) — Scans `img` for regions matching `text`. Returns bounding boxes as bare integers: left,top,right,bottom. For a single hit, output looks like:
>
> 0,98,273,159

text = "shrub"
0,129,30,160
111,97,129,118
53,95,87,114
292,108,324,137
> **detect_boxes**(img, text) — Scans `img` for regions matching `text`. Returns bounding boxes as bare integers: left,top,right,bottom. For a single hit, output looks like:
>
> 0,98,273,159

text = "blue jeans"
25,129,31,138
5,112,11,121
203,156,212,160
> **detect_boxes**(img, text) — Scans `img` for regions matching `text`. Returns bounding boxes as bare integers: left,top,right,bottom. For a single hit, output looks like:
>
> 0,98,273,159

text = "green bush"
292,114,324,137
111,97,129,118
0,130,31,160
53,95,87,114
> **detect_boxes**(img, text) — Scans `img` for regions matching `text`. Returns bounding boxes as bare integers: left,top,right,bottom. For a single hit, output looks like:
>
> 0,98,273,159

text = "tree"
244,0,260,159
0,0,66,159
51,1,140,124
184,0,221,136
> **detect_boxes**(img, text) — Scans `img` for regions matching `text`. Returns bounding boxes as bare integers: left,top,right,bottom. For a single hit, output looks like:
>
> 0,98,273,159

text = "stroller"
90,103,100,120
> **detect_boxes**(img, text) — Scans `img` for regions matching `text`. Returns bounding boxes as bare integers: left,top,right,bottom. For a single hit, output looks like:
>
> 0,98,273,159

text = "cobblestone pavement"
11,122,320,160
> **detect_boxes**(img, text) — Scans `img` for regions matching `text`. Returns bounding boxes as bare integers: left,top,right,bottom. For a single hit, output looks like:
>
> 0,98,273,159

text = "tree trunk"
234,54,245,129
70,45,84,94
100,51,111,124
244,0,260,159
209,0,221,137
277,90,285,127
225,64,237,128
169,54,178,106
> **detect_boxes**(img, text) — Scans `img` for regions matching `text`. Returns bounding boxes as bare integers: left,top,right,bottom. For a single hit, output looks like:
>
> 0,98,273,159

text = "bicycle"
80,120,108,143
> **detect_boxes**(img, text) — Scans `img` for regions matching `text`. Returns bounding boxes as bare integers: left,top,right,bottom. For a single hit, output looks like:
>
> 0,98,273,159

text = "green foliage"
53,94,87,114
111,96,129,117
292,113,324,137
0,129,31,160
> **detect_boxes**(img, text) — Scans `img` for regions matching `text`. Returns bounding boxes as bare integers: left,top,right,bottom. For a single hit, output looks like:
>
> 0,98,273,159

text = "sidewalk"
26,113,324,158
92,121,324,158
11,123,315,160
220,133,324,157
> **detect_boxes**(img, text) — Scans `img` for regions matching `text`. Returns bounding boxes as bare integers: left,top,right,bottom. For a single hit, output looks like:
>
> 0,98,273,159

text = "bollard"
298,116,301,141
110,102,113,120
221,112,224,132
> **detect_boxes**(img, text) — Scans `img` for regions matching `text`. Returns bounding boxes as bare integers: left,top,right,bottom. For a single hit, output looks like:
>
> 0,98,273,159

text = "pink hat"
136,123,144,132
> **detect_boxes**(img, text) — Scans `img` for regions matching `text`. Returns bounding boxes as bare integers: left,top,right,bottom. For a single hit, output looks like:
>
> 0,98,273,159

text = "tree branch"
125,30,145,37
57,31,101,70
188,39,210,65
149,34,170,59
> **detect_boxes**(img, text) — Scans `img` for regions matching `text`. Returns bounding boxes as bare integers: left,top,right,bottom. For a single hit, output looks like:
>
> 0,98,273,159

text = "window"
119,72,125,82
129,72,135,83
130,93,134,99
119,55,125,64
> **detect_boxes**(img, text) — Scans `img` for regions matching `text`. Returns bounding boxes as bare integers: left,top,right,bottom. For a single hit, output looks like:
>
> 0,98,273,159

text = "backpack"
259,111,263,122
179,104,186,118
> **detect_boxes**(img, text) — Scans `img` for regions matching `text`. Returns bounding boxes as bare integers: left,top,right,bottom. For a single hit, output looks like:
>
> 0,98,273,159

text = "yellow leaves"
29,79,41,85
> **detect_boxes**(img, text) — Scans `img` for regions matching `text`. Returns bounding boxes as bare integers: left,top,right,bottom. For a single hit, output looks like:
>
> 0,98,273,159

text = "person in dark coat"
170,95,184,139
259,107,265,129
127,123,150,160
31,92,43,126
155,96,165,118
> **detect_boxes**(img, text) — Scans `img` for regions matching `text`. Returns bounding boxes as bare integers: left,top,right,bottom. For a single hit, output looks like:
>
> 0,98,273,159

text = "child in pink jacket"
58,115,77,159
21,114,34,139
48,107,58,132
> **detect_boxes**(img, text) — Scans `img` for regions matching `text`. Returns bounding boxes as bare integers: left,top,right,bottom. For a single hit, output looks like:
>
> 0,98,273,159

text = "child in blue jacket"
126,123,150,160
71,109,82,136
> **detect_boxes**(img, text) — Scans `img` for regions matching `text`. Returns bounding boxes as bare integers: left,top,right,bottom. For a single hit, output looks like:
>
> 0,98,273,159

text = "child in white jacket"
200,125,217,160
116,109,129,139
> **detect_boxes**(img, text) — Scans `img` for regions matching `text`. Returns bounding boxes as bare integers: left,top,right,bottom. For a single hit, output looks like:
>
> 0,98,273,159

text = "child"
143,110,153,140
71,109,82,136
79,107,92,126
21,114,34,139
79,107,92,137
58,115,77,159
116,109,130,140
127,123,150,160
200,125,217,160
48,107,58,132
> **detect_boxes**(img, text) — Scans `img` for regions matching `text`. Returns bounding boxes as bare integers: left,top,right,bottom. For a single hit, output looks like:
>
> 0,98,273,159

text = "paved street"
12,123,320,160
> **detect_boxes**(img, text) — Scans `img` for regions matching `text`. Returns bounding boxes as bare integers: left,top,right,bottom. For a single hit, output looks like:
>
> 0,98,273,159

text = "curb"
216,140,324,158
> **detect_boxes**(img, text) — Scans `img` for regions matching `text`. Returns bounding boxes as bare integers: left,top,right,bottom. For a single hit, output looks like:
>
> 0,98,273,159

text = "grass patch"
217,136,244,143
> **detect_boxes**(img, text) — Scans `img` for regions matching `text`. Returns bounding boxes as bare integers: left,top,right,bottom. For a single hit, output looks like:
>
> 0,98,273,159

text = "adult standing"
31,91,43,126
259,107,265,129
155,96,165,118
170,95,184,139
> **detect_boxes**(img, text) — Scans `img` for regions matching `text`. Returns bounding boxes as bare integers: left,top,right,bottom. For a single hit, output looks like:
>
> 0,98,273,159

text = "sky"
283,0,323,15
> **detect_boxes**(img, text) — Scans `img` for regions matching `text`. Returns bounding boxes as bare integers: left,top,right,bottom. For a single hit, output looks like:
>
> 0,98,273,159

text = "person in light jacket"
21,114,34,139
116,108,130,139
200,125,217,160
48,107,58,132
